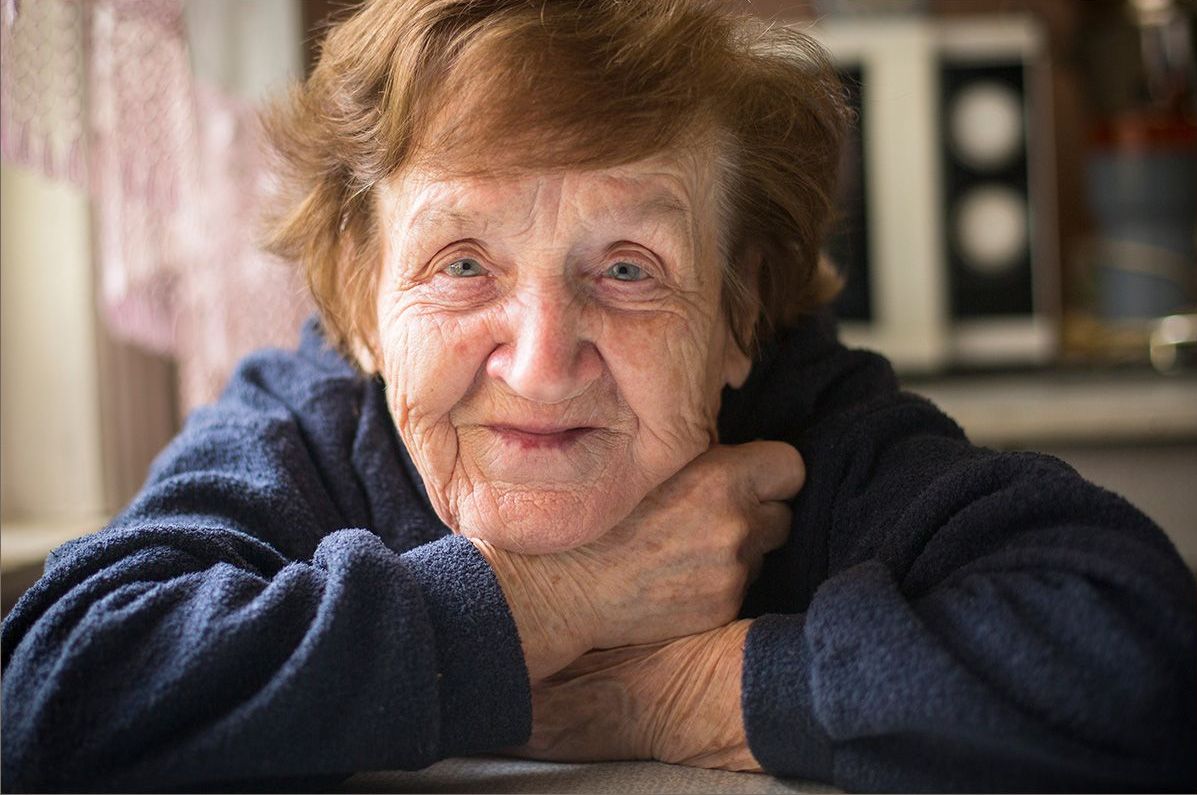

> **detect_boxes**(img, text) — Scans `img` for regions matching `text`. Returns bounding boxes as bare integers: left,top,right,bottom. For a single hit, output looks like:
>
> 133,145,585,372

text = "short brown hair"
264,0,849,361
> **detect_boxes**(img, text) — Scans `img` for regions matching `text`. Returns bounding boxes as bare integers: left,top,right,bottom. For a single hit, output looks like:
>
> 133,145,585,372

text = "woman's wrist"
469,537,594,680
650,618,761,772
692,619,762,772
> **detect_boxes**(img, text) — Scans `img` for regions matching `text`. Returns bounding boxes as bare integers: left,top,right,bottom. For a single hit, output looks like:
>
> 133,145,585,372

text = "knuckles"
579,442,800,651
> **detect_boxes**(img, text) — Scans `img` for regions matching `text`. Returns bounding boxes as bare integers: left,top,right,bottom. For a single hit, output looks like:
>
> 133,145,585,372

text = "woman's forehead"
379,147,725,240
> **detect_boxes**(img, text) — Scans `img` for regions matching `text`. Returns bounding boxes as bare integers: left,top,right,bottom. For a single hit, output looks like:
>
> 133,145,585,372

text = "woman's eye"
606,261,646,282
444,258,488,278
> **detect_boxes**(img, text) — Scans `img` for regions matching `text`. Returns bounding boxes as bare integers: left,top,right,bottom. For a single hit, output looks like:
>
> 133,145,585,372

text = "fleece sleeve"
741,386,1197,791
0,368,531,792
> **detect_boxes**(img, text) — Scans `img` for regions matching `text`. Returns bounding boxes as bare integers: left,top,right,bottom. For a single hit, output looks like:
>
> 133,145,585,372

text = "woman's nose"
486,294,603,404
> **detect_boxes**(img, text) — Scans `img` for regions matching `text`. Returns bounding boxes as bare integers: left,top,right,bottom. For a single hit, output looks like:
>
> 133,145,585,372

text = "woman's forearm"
469,537,595,681
648,619,761,772
517,619,763,772
660,617,761,771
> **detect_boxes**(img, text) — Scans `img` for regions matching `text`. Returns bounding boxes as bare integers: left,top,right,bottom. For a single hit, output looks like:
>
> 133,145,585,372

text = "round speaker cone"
955,185,1028,275
949,81,1024,172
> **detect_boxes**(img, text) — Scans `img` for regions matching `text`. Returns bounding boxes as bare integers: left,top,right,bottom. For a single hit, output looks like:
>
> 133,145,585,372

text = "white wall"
1,165,108,558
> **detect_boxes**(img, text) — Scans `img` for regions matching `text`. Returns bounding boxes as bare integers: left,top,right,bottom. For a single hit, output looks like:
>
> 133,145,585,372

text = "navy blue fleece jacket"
2,315,1194,792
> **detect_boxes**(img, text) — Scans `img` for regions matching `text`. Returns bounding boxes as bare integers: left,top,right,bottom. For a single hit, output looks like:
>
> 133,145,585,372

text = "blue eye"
445,258,487,277
606,261,646,282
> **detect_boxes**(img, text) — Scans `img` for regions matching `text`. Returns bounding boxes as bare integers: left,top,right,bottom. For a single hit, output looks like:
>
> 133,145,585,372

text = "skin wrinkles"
398,174,700,292
366,143,751,553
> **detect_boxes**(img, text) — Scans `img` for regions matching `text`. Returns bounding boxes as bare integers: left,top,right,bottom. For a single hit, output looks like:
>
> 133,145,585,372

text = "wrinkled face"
367,145,751,553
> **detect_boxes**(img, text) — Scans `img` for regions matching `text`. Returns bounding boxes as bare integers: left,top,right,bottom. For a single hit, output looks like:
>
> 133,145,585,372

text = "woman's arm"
0,355,533,792
712,326,1197,791
739,396,1197,791
517,620,760,770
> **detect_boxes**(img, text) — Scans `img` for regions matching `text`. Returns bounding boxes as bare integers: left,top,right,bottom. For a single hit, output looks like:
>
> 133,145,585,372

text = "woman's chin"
453,484,637,554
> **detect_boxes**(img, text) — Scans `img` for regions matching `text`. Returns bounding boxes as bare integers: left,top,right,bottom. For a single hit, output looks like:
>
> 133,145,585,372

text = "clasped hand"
472,441,804,769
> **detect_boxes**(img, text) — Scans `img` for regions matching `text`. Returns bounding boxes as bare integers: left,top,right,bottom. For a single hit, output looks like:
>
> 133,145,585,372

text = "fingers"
754,499,792,553
576,440,803,653
743,500,791,584
731,441,806,503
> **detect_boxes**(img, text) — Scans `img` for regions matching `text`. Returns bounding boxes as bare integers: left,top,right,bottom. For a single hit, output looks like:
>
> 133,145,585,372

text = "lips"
487,424,597,450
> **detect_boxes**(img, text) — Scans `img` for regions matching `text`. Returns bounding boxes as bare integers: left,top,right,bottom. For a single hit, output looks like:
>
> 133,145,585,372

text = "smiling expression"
365,143,751,553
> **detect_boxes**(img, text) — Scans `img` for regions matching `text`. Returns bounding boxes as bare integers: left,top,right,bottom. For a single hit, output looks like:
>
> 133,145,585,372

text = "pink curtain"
1,0,312,412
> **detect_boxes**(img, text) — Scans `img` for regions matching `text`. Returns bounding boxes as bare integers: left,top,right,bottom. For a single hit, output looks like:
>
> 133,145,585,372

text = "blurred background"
2,0,1195,614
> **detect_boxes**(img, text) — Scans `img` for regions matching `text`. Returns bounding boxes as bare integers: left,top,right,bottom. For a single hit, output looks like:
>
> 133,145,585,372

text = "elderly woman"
2,0,1195,791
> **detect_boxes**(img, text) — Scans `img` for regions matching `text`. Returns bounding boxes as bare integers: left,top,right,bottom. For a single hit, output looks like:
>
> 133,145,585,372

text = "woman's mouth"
487,424,598,450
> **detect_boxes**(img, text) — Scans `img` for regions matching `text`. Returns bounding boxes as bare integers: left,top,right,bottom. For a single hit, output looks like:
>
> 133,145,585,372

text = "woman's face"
369,145,751,553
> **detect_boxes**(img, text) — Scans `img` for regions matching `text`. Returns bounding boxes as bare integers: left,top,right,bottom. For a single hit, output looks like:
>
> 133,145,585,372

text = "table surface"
343,757,838,794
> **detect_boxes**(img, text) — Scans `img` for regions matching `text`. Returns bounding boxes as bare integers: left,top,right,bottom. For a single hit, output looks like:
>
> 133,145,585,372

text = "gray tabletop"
343,756,838,793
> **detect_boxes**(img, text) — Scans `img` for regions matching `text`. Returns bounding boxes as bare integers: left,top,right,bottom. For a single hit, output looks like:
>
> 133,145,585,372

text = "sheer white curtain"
1,0,312,413
1,1,311,566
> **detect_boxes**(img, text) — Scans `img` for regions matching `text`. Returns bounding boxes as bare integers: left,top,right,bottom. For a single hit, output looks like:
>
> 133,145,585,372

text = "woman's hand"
512,619,761,771
473,441,803,680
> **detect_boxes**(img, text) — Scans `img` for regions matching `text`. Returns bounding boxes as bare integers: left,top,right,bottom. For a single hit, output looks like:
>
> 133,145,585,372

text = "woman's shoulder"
176,316,388,470
136,316,429,550
199,315,364,423
719,312,907,446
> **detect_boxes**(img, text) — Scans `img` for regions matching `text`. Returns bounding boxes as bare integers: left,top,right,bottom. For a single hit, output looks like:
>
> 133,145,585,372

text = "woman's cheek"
393,313,491,413
599,312,717,458
379,308,497,520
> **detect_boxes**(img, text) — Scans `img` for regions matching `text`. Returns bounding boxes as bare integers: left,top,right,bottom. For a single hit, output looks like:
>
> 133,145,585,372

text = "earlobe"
721,245,762,389
722,341,753,389
351,335,379,374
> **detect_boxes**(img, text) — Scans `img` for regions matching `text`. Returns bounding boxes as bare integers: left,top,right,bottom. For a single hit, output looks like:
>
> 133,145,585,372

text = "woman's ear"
344,237,383,375
351,336,378,374
722,339,752,389
721,245,763,390
349,306,382,375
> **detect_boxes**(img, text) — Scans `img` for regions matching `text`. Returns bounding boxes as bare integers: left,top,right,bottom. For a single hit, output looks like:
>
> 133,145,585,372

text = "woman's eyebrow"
406,191,693,240
408,206,481,236
616,192,694,237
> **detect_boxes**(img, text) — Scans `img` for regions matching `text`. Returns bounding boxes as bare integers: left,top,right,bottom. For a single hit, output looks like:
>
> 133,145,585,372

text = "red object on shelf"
1092,110,1197,151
